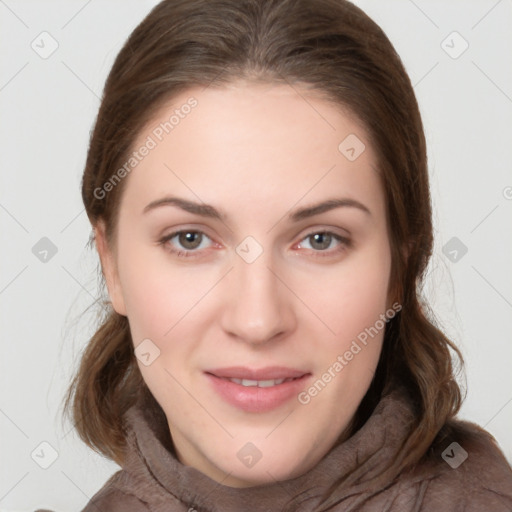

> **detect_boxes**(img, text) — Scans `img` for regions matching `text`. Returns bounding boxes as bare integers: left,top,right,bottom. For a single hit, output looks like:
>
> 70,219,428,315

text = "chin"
223,464,298,488
213,441,316,488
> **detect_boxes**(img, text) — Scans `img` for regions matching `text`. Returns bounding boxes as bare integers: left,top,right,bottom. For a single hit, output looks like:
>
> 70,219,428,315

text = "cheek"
115,238,212,341
295,249,391,342
118,269,174,342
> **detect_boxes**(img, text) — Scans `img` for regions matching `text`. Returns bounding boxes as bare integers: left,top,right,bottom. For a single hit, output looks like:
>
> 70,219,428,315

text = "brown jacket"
80,388,512,511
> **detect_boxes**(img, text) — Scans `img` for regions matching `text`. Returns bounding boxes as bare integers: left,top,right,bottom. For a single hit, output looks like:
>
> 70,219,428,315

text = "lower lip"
205,373,310,413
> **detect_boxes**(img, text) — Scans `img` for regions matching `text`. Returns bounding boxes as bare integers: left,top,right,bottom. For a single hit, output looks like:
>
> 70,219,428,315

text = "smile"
204,366,311,413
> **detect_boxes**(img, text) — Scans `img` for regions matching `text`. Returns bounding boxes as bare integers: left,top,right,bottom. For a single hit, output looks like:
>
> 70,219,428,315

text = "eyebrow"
142,196,371,221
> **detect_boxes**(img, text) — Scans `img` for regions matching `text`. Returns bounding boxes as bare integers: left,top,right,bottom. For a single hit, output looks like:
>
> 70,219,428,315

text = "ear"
94,221,127,316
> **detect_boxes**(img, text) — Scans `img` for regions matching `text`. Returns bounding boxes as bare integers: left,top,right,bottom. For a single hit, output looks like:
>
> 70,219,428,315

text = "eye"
158,229,350,259
159,230,214,257
296,231,350,257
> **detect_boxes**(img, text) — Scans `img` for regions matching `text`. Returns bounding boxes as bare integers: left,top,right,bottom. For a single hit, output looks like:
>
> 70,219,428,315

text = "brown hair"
64,0,463,507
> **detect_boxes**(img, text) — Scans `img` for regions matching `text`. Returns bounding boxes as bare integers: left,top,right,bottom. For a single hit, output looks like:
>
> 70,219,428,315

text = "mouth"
204,366,311,412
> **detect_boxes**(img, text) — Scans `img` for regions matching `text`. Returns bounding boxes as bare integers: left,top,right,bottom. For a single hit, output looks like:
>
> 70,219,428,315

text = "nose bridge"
220,247,294,344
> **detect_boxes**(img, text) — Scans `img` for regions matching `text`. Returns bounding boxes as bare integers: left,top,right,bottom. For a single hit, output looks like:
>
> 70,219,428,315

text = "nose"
220,252,296,346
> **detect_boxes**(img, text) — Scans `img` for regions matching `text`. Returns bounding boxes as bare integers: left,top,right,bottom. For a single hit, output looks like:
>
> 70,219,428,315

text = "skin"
96,81,393,487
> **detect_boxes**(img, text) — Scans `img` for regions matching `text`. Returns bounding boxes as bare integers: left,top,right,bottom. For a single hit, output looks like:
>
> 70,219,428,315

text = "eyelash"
158,229,351,259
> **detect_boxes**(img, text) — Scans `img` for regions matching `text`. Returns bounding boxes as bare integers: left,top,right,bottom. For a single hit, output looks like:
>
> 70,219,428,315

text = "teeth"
258,379,284,387
228,378,287,387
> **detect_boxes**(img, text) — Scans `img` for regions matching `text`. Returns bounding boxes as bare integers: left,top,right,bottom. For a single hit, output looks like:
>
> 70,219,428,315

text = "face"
96,81,393,487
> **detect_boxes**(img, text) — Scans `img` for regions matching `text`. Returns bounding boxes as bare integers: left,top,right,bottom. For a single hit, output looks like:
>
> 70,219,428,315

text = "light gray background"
1,0,511,510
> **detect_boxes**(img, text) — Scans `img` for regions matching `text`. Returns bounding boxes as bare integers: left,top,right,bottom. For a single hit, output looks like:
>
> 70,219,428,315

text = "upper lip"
205,366,310,380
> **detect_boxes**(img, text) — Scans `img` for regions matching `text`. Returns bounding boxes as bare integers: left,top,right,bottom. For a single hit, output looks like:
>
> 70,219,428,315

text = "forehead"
120,82,385,222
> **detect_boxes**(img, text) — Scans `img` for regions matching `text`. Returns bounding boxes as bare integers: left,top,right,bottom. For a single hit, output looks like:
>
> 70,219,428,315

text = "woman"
63,0,512,510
